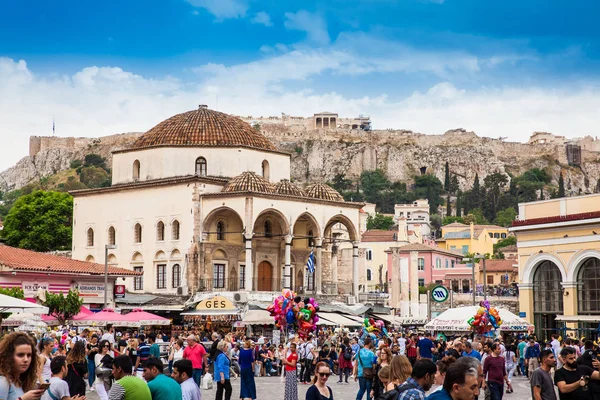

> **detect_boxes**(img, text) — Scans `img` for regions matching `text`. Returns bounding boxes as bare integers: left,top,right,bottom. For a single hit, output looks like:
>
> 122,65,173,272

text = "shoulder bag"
358,350,374,379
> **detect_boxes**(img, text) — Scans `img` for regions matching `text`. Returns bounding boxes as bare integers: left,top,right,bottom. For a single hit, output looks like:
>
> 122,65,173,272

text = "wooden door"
257,261,272,291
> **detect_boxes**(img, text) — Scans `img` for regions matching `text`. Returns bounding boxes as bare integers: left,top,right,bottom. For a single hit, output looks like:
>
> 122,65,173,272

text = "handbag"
358,350,374,379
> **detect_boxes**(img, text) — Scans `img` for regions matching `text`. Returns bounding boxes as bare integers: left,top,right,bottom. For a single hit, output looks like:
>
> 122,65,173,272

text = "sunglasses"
318,372,331,378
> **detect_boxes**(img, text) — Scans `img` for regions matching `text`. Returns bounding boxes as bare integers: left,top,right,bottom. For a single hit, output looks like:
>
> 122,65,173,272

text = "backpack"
377,380,419,400
343,346,352,361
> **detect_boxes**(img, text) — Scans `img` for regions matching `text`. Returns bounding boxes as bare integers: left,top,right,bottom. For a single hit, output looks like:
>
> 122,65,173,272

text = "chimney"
470,222,475,238
398,217,408,242
413,224,422,244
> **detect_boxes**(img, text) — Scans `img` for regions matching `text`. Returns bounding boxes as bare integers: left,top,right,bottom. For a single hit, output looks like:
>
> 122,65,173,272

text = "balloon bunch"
468,300,502,335
358,318,388,347
266,289,320,339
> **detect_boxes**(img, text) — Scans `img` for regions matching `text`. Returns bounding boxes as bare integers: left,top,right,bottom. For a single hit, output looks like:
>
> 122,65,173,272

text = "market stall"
71,308,169,328
424,306,533,333
319,312,362,327
181,295,241,337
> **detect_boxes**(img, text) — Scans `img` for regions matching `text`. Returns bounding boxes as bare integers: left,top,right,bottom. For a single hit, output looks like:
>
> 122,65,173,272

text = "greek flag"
306,250,315,274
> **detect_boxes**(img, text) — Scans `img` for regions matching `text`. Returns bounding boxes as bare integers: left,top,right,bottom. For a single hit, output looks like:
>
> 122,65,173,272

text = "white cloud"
2,50,600,173
284,10,330,45
185,0,247,20
251,11,272,26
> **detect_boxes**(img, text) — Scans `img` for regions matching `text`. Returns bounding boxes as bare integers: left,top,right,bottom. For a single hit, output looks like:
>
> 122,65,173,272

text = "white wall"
112,147,291,184
72,183,197,294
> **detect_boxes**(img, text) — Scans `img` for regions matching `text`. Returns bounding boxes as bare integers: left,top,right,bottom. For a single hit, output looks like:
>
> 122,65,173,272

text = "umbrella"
3,313,47,327
42,305,94,325
424,306,533,332
120,309,170,326
0,294,48,314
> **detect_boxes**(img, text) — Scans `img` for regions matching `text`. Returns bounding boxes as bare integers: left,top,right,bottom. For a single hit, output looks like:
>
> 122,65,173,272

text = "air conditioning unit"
347,296,356,305
234,292,248,303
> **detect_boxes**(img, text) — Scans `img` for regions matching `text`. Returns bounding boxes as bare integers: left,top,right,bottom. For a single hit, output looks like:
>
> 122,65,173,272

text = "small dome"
131,106,278,152
222,172,274,194
305,183,344,202
274,179,306,197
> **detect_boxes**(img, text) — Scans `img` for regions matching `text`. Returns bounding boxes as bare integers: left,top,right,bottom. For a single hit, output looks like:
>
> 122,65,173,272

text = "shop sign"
519,312,526,318
114,285,126,299
76,283,105,297
196,295,237,311
22,281,49,297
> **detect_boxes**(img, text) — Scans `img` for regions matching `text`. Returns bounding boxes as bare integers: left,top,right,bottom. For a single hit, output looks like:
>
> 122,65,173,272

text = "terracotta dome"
130,105,278,152
274,179,306,197
222,172,274,194
305,183,344,202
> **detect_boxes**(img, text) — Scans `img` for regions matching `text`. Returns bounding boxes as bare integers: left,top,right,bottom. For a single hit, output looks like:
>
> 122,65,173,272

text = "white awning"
181,309,240,316
319,312,362,327
373,314,395,324
316,317,336,326
242,309,274,325
555,315,600,323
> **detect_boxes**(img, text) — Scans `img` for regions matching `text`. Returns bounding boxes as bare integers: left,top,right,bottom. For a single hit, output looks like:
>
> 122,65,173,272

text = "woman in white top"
37,338,53,383
505,345,517,394
94,340,114,400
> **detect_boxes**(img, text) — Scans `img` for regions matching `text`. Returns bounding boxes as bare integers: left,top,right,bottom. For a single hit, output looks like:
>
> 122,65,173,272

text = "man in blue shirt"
525,338,541,377
462,342,482,360
143,356,182,400
353,337,377,400
135,334,151,378
417,333,435,360
398,359,437,400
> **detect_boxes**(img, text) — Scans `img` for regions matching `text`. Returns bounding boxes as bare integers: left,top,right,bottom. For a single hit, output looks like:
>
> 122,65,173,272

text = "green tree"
79,166,110,188
360,170,390,206
558,172,565,198
44,289,83,325
70,159,83,169
494,207,517,227
463,209,487,225
329,174,354,192
3,190,73,251
456,189,462,217
366,213,395,230
446,194,451,217
0,287,24,299
444,162,450,192
414,174,444,214
483,172,508,222
84,153,106,169
442,216,464,225
493,235,517,254
449,175,459,194
430,214,442,238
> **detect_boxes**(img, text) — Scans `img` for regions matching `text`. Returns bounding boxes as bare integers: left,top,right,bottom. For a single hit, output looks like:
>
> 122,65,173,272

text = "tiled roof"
127,106,279,153
498,244,518,252
361,230,398,242
0,245,141,276
394,243,464,258
511,211,600,227
222,172,274,194
479,259,517,272
274,179,306,197
444,222,468,228
305,183,344,202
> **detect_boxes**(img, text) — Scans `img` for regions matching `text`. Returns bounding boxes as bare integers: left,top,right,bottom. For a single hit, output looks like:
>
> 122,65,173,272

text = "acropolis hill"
2,111,600,195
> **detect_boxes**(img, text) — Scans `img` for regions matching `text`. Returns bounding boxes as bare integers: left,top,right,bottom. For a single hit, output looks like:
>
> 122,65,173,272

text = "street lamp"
462,253,484,305
104,244,117,308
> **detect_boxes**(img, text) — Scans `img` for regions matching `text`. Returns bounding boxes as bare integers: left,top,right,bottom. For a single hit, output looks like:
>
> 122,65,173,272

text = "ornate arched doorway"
257,261,273,291
577,257,600,335
533,260,563,337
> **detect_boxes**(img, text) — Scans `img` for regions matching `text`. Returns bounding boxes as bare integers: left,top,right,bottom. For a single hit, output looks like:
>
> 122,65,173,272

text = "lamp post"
104,244,117,309
462,253,483,306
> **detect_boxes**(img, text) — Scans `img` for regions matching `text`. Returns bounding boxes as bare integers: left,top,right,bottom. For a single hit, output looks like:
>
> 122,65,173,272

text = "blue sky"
1,0,599,170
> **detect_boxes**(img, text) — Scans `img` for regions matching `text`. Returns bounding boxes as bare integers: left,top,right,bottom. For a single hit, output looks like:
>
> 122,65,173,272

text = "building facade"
437,223,509,256
510,193,600,337
393,199,433,239
71,106,363,299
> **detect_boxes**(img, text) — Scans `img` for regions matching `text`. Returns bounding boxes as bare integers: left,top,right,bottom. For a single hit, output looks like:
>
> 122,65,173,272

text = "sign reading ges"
431,285,449,303
196,295,236,311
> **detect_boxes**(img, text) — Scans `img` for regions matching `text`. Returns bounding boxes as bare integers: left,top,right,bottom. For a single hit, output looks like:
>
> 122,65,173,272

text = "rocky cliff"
2,127,600,195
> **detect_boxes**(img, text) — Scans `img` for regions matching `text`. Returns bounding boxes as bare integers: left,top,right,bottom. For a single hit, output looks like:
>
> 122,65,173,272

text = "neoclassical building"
510,193,600,338
71,106,363,298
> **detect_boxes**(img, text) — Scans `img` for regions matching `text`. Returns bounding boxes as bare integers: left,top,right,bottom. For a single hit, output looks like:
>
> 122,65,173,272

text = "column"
518,282,534,324
315,238,323,294
562,281,578,332
284,235,292,289
245,234,253,291
409,251,419,317
353,242,359,296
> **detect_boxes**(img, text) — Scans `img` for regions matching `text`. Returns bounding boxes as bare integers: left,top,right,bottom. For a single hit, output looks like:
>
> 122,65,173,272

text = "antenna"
52,117,55,136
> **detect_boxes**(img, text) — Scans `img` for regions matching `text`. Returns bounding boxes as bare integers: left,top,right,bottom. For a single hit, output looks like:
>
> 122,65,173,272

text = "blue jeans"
357,377,373,400
264,360,273,374
487,381,503,400
192,368,203,387
519,358,526,376
87,359,96,387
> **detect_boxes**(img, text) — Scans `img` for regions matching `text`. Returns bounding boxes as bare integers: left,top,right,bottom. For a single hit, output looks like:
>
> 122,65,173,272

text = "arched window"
172,220,180,240
108,226,116,246
308,230,315,248
134,223,142,243
157,221,165,241
264,220,272,238
578,258,600,314
216,221,225,241
133,160,140,180
87,228,94,247
195,157,207,176
367,269,372,281
262,160,270,180
172,264,181,288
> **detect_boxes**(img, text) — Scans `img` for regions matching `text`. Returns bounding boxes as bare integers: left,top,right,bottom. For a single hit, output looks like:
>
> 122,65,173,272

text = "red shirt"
183,343,207,369
483,355,506,385
285,351,298,371
406,340,417,358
